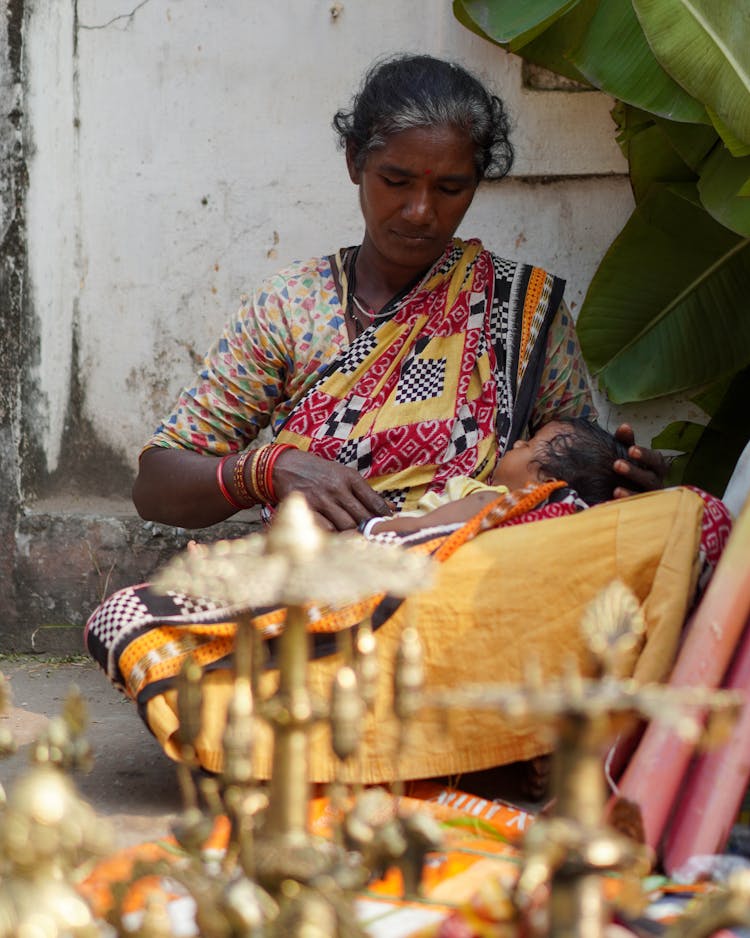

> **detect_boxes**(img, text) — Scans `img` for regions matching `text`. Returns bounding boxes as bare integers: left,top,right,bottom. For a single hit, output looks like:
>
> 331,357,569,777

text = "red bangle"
216,454,244,510
250,445,273,503
263,443,296,504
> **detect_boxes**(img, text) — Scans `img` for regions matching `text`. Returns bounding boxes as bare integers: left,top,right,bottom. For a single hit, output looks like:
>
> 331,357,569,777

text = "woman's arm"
133,263,393,529
133,447,240,528
134,445,393,531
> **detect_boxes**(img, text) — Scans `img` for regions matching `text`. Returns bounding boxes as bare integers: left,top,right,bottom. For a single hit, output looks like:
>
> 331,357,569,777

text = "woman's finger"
613,451,667,497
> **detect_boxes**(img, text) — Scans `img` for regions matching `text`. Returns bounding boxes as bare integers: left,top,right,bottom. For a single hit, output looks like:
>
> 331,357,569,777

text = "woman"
88,54,689,790
131,54,662,534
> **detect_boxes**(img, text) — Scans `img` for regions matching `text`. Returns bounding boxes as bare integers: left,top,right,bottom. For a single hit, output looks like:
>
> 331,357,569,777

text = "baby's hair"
532,418,634,506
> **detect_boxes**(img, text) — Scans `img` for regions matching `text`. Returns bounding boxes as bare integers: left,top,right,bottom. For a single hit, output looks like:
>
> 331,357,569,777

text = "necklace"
351,292,374,321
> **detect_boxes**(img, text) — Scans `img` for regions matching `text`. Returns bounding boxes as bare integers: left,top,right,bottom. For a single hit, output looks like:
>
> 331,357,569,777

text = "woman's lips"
393,230,434,242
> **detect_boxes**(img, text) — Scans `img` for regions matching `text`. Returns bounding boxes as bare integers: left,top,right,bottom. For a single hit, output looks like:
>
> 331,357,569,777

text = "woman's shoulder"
454,238,557,278
259,254,335,293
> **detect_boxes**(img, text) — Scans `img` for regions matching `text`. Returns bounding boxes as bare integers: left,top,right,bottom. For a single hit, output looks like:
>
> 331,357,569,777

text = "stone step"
10,498,262,655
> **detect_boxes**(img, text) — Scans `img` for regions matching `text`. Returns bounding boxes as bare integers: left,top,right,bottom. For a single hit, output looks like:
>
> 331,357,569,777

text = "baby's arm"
365,490,501,536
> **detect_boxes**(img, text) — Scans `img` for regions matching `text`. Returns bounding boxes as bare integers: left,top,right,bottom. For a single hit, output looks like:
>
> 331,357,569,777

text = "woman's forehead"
366,125,477,174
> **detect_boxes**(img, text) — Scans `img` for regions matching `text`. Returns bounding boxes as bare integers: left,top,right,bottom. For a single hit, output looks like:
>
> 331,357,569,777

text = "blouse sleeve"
144,288,294,457
529,298,597,432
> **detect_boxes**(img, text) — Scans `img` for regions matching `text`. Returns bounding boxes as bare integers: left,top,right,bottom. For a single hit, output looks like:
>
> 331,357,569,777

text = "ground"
0,657,181,848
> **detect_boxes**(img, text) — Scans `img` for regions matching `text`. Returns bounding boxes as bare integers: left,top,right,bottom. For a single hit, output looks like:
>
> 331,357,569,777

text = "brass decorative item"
1,497,744,938
153,491,435,928
422,580,743,938
662,867,750,937
0,685,113,938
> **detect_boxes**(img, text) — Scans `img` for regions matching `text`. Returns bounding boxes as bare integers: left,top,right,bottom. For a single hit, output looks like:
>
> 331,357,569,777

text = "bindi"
424,168,432,175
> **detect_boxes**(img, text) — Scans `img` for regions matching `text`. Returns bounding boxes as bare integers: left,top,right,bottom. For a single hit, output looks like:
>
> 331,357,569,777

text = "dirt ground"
0,657,182,849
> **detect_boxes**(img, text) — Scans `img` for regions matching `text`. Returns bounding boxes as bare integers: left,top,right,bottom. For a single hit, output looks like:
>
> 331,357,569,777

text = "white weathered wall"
27,0,680,481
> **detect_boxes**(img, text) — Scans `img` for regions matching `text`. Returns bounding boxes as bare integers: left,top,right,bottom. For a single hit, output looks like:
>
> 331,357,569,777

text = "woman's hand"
612,423,668,498
273,447,393,531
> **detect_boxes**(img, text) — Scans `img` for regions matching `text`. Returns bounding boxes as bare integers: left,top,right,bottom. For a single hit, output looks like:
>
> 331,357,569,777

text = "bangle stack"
247,442,297,505
215,443,297,509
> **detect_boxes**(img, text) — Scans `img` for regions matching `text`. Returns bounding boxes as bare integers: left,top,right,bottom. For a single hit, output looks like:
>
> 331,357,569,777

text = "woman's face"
348,124,479,281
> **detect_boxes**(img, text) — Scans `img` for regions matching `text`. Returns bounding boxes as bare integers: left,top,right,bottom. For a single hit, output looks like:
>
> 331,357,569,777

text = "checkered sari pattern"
275,240,566,512
143,242,592,489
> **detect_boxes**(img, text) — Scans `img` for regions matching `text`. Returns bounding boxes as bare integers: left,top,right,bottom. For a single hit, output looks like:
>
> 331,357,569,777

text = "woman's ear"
346,141,361,184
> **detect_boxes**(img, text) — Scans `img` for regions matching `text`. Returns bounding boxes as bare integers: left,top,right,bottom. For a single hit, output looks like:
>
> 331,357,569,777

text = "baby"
364,418,631,537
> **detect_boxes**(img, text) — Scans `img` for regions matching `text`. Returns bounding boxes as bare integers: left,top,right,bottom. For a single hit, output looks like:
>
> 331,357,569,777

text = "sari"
273,239,565,511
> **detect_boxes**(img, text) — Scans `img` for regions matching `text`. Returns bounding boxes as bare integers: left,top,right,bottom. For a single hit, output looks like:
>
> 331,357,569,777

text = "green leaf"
452,0,493,42
651,421,704,486
652,117,719,172
706,107,750,158
681,366,750,495
568,0,708,124
633,0,750,147
698,145,750,238
691,375,733,417
652,420,705,452
510,0,598,84
618,105,697,204
453,0,580,51
440,815,514,844
577,184,750,401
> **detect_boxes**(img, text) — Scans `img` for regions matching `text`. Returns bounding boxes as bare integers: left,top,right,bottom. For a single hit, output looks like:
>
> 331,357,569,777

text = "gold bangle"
233,450,255,506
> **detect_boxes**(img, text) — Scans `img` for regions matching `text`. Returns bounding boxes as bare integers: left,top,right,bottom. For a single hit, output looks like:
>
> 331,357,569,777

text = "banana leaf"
507,0,598,85
698,147,750,238
633,0,750,148
691,375,733,418
654,368,750,496
576,183,750,402
651,421,704,487
652,117,719,173
452,0,580,51
567,0,707,124
452,0,493,42
706,108,750,159
614,104,697,204
683,367,750,496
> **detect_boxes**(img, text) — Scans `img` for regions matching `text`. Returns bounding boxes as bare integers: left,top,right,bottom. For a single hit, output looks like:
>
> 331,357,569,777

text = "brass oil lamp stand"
154,491,435,928
422,580,742,938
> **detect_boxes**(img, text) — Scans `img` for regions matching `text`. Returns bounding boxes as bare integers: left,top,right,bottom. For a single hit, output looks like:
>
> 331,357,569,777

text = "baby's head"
492,418,631,506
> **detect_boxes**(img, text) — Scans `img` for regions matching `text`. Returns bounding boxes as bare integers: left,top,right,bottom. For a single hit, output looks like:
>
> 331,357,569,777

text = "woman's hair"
532,418,634,506
333,53,513,180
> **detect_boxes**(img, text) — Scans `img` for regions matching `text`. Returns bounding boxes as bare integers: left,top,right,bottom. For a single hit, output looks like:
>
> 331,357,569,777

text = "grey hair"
333,54,513,181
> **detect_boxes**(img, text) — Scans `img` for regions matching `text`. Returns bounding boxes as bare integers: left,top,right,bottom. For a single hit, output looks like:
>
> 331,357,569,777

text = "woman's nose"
403,188,435,224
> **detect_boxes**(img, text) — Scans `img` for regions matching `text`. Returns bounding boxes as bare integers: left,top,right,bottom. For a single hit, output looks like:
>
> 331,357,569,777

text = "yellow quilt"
147,487,704,781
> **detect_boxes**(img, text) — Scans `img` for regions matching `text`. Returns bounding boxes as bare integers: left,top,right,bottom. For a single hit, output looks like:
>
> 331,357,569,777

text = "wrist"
358,516,386,537
216,454,247,510
242,442,298,506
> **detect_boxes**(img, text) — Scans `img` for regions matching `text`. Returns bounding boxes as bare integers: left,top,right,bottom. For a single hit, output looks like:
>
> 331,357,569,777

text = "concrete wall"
1,0,690,650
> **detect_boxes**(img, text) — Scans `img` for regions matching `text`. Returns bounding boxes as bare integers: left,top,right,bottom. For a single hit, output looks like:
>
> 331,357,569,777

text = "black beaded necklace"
341,246,430,338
